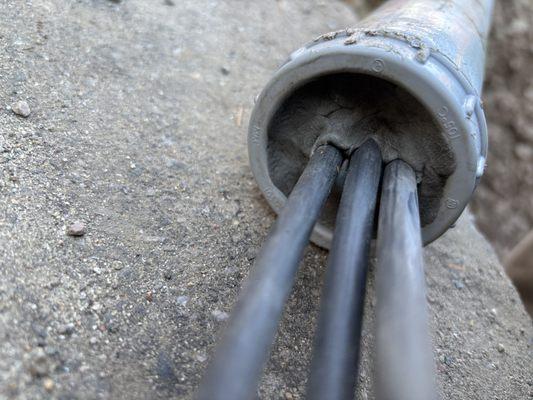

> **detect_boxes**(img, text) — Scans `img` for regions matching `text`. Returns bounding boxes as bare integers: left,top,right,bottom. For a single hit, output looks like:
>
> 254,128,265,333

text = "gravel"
66,222,86,237
57,323,76,336
211,310,229,322
10,100,31,117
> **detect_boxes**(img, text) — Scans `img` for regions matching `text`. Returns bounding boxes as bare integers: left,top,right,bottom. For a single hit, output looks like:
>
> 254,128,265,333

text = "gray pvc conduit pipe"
248,0,494,247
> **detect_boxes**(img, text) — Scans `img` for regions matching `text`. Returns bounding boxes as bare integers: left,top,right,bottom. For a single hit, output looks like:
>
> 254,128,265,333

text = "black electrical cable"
306,140,382,400
375,160,437,400
197,144,343,400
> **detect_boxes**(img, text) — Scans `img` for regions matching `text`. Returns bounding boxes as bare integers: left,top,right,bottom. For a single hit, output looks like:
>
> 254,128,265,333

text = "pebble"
26,348,50,377
44,346,59,357
145,291,153,302
11,100,31,117
211,309,229,322
439,354,453,366
177,295,189,306
67,221,86,236
497,343,506,353
453,279,465,289
32,323,48,339
58,323,75,336
105,320,120,333
245,247,256,260
43,378,54,392
112,261,124,270
156,352,178,384
231,234,242,244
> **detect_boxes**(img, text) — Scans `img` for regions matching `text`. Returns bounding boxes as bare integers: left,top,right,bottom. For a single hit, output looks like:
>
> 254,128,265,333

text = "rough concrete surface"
0,1,530,400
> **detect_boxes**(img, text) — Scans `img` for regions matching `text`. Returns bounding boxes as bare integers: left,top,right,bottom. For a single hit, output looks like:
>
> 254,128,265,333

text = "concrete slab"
0,1,530,399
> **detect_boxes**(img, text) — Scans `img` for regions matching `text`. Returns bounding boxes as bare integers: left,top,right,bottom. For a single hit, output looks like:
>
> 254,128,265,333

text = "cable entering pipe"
197,144,343,400
375,160,437,400
307,140,382,400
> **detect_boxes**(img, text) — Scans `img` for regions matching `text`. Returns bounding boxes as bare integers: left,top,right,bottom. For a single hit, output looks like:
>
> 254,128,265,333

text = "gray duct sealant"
267,73,455,231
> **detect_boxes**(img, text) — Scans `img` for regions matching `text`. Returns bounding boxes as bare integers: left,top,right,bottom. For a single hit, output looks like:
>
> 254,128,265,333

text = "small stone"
58,323,75,336
156,352,178,384
106,320,120,333
89,337,99,345
245,247,256,260
43,378,54,392
284,392,294,400
497,343,505,353
112,261,124,270
44,346,59,357
32,323,48,339
67,221,86,236
220,66,230,75
441,355,453,366
211,309,229,322
453,279,465,289
13,71,27,83
165,158,186,170
26,348,50,377
177,295,189,306
163,269,173,280
448,263,465,272
344,34,358,45
145,291,153,302
11,100,31,117
164,0,175,5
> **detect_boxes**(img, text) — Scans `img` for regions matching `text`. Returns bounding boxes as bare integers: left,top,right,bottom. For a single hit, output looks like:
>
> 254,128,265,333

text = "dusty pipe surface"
249,0,494,247
358,0,494,91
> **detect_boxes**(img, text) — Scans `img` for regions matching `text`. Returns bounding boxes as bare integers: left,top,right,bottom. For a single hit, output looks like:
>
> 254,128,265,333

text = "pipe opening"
266,73,456,230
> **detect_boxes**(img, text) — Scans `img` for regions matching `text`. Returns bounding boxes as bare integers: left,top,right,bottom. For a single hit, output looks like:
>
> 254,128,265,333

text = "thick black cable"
197,144,343,400
375,160,437,400
307,140,382,400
